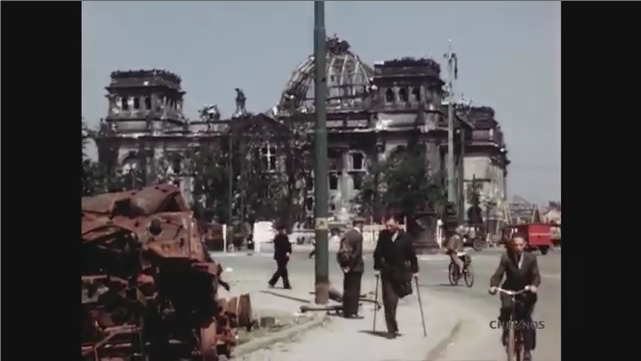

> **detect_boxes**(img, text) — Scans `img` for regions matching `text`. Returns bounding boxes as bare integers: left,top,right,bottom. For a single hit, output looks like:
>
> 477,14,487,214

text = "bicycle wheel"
506,328,515,361
515,330,524,361
448,263,459,286
464,264,475,287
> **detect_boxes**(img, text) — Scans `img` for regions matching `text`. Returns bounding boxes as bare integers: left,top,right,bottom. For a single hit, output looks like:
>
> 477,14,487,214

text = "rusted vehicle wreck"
81,184,252,361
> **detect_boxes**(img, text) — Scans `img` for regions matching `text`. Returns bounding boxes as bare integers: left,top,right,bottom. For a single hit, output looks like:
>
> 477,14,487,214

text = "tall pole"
313,0,330,305
458,127,466,224
445,40,458,205
227,129,233,253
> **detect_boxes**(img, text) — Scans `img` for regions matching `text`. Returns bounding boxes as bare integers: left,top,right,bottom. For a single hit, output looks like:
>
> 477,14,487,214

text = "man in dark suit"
337,218,365,318
373,217,419,338
268,224,292,289
489,233,541,361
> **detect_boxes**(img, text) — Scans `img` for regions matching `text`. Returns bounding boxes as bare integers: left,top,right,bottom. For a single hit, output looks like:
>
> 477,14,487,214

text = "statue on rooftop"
199,104,221,121
235,88,247,115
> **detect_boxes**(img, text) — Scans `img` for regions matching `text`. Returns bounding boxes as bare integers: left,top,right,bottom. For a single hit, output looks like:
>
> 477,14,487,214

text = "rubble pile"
81,184,253,361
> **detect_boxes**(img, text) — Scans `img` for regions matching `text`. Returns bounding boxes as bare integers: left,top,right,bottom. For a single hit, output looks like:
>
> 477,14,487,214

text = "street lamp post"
444,40,458,206
313,0,330,305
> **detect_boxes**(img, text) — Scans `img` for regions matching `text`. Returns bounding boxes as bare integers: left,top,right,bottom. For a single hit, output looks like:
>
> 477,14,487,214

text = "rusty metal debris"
81,185,253,361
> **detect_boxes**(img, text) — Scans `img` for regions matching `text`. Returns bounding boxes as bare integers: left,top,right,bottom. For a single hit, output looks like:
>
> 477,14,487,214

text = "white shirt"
391,231,398,243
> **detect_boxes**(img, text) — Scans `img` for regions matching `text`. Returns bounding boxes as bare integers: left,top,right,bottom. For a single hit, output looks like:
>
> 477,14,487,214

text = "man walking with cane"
373,217,419,339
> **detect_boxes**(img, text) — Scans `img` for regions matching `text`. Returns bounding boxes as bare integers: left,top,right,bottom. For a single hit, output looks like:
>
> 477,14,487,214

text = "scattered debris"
81,184,253,360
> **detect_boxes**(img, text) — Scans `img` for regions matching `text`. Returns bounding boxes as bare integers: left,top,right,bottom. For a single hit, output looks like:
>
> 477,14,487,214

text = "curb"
232,314,330,358
424,319,464,361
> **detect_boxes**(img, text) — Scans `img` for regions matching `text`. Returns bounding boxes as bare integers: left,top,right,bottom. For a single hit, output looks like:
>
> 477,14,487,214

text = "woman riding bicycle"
489,233,541,361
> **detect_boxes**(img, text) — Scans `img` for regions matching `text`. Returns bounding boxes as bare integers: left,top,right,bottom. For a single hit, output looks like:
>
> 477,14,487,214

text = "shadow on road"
418,283,456,288
358,330,392,339
258,290,311,304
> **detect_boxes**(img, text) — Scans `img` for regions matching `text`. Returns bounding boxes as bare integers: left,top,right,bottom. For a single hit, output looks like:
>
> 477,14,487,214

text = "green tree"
187,144,232,223
279,113,314,226
356,147,447,221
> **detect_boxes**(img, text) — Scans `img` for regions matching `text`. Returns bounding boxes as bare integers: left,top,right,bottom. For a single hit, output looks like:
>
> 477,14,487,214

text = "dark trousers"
342,271,362,317
499,294,537,351
381,277,400,333
268,259,291,288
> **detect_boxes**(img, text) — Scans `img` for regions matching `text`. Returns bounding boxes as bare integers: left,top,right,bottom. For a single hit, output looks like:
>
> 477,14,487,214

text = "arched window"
412,87,421,102
399,88,408,102
385,88,394,103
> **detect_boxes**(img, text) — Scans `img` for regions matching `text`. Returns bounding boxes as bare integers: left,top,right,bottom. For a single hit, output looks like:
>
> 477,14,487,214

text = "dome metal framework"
279,36,374,112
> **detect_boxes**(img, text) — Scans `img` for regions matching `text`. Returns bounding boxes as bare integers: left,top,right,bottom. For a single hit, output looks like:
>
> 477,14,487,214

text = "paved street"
213,248,560,361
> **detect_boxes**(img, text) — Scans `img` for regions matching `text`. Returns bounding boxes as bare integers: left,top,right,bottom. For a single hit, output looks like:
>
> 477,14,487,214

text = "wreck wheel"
199,320,218,361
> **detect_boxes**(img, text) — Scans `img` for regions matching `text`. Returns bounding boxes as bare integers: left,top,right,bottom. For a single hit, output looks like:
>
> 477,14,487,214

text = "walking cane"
415,277,427,337
373,274,380,332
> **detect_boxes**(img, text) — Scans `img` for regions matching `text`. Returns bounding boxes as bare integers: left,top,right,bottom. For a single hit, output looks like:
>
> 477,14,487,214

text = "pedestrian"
337,217,365,319
268,223,292,289
308,237,316,258
373,216,419,339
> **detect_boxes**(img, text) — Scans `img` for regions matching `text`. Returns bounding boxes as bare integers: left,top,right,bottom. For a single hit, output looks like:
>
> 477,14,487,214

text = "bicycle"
448,251,474,287
495,287,531,361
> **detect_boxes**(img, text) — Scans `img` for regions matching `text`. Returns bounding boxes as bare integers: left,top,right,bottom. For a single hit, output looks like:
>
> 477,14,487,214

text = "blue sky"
82,1,560,204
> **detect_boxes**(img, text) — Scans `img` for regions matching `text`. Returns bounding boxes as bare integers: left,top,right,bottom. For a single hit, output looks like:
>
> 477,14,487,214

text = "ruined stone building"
94,36,509,223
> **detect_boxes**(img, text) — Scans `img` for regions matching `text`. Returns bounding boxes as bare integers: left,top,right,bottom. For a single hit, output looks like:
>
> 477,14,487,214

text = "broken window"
261,146,277,171
305,197,314,212
351,153,364,170
399,88,408,102
133,97,140,110
122,97,130,110
385,88,394,103
144,96,152,110
353,174,363,190
329,157,339,171
412,87,421,102
306,174,314,191
329,173,338,190
171,157,182,174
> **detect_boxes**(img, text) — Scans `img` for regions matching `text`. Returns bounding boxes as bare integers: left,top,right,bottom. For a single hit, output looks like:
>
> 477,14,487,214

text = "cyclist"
444,229,465,278
489,233,541,361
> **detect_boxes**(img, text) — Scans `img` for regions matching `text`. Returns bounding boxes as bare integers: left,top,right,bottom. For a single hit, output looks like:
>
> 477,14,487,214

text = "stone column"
425,141,441,178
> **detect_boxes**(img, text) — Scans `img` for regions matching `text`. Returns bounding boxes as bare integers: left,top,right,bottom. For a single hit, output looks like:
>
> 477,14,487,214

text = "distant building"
94,36,509,224
462,106,510,224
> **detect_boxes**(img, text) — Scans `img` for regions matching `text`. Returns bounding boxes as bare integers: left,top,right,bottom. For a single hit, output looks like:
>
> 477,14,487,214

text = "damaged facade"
95,36,509,223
